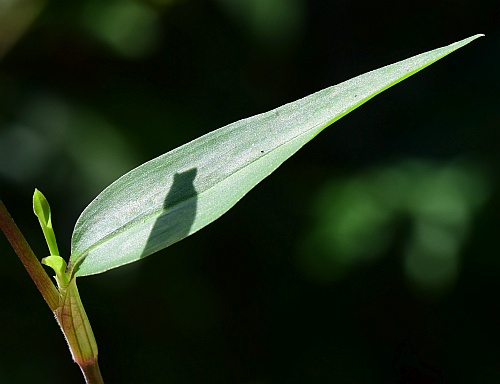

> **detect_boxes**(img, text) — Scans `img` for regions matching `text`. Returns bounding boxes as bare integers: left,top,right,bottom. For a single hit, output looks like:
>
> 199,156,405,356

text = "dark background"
1,1,499,383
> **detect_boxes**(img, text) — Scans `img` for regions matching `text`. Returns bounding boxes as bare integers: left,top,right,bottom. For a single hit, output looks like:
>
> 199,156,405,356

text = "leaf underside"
69,34,483,277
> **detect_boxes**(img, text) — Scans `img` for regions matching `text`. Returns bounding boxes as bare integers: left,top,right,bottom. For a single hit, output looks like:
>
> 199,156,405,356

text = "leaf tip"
469,33,485,41
33,188,42,202
33,189,49,221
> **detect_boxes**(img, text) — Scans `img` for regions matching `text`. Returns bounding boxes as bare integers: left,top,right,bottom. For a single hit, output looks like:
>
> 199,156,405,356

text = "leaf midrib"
69,43,460,275
70,115,333,274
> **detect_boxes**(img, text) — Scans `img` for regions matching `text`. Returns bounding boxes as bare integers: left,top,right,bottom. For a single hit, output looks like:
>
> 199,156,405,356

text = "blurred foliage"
82,0,162,58
299,158,490,295
0,0,499,383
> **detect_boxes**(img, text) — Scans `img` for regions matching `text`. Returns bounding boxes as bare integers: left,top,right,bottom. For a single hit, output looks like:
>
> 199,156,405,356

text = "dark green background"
1,1,499,383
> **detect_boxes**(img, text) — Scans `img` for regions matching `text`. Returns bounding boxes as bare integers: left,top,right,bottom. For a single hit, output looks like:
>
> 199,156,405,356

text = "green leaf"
69,34,483,277
42,255,70,290
33,189,60,257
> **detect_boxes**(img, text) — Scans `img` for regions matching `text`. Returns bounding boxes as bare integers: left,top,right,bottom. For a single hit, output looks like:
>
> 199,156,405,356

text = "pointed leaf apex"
33,189,50,226
33,189,60,257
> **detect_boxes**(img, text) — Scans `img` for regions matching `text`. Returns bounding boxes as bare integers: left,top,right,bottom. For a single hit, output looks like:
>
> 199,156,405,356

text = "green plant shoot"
33,188,59,256
33,189,70,291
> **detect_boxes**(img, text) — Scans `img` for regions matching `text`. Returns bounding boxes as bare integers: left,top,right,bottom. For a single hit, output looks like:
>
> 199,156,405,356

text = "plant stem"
1,199,104,383
0,199,59,311
57,278,103,384
81,361,104,384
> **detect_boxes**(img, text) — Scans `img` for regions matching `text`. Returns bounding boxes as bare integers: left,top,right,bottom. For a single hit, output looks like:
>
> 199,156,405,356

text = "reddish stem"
0,199,59,311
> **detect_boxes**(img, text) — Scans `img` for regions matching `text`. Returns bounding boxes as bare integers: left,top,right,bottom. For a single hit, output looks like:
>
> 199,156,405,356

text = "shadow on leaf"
140,168,198,259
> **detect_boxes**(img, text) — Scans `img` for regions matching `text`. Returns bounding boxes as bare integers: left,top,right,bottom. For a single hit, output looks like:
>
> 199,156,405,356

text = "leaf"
69,34,483,277
42,255,70,290
33,188,60,257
